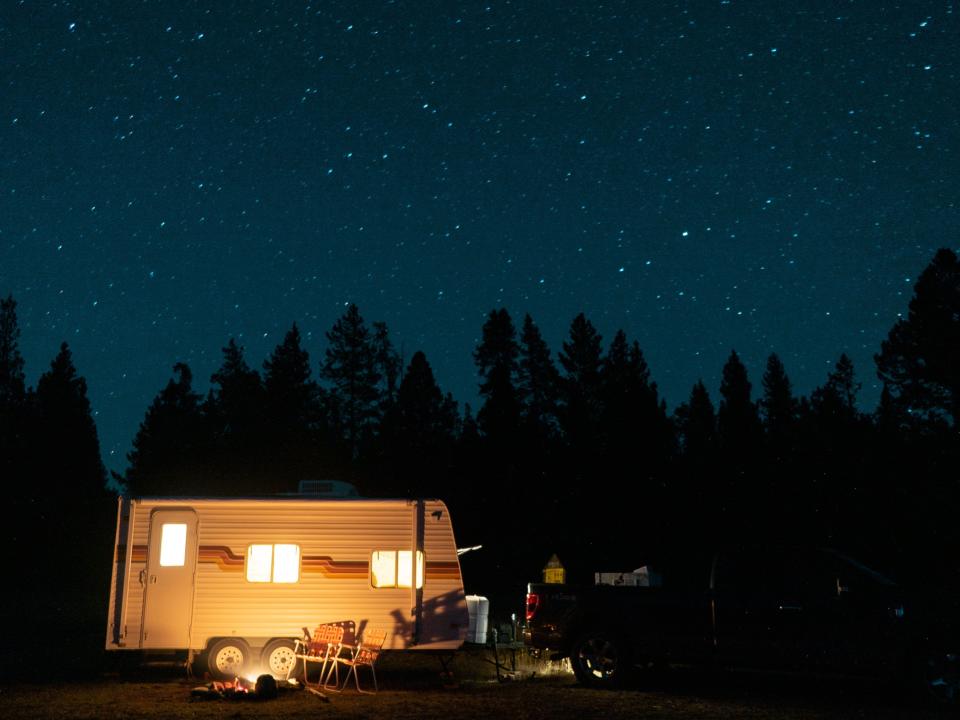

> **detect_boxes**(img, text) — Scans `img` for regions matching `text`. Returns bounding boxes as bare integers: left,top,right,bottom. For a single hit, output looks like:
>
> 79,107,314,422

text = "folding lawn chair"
294,624,345,689
326,628,387,693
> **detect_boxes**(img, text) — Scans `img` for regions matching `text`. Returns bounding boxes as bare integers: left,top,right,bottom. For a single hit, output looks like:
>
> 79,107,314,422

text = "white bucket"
465,594,489,644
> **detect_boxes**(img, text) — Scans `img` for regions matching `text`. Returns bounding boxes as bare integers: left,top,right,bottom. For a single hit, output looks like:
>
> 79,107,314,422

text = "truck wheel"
919,648,960,707
207,638,250,680
571,631,628,688
261,639,301,680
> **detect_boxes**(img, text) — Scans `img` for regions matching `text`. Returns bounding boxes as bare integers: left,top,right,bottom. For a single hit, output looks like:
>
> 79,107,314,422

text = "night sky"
2,1,957,472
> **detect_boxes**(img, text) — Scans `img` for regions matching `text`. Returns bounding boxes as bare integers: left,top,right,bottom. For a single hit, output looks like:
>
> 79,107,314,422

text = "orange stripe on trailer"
197,545,245,571
302,556,370,578
425,561,461,580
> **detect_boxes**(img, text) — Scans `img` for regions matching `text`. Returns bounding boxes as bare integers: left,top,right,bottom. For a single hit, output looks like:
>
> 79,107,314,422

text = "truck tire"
207,638,250,680
570,631,629,688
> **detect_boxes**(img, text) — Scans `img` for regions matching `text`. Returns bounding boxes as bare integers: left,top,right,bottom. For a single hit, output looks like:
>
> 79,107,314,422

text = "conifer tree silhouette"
0,295,27,476
392,351,457,496
876,248,960,428
717,350,762,464
473,308,520,444
125,362,207,495
321,305,381,458
372,320,402,411
35,343,107,498
264,324,317,433
262,324,325,489
208,339,265,492
760,353,797,462
600,330,674,467
675,379,717,461
558,313,603,452
517,313,560,444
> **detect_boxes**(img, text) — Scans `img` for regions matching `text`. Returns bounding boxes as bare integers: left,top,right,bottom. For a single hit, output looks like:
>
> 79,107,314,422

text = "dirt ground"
1,650,953,720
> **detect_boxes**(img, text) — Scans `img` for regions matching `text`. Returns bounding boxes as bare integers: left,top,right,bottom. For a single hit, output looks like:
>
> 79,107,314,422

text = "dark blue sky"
2,1,957,471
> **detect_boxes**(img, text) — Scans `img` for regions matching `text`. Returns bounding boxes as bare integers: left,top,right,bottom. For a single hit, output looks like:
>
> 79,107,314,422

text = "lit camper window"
371,550,423,589
247,544,301,583
159,523,187,567
272,544,301,583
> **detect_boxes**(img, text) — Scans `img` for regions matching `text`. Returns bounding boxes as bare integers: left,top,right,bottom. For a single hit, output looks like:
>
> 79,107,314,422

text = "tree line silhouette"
1,248,958,672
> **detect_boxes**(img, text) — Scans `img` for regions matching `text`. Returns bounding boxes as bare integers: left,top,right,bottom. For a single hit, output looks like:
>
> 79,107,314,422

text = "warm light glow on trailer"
397,550,424,589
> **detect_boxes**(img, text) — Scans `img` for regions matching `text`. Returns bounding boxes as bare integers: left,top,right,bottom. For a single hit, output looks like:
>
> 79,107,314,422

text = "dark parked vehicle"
524,547,960,704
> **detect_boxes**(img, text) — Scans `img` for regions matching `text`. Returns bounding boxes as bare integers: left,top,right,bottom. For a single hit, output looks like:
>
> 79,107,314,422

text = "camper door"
141,509,198,648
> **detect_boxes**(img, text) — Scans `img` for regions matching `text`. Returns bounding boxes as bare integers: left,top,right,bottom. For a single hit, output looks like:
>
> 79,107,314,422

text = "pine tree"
264,324,318,435
207,339,265,490
30,344,113,652
210,339,264,438
558,313,603,447
0,294,26,408
876,248,960,427
600,330,672,460
396,352,444,442
261,324,329,489
460,403,480,446
125,363,207,495
320,305,382,457
473,308,520,442
517,314,559,441
35,343,107,498
396,351,457,495
372,321,401,410
675,380,716,460
760,353,797,458
811,353,860,422
717,350,762,463
875,382,907,436
0,295,28,472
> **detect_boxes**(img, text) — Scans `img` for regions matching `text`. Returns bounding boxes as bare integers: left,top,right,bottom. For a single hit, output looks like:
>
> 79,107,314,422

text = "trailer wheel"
570,631,628,688
261,639,301,680
207,638,250,680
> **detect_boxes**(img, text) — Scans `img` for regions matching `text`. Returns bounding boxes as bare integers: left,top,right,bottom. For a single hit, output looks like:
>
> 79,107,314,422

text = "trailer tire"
570,631,629,688
207,638,250,680
261,639,301,680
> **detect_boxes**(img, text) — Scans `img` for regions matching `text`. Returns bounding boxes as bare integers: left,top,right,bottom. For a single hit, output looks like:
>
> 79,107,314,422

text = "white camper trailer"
105,495,469,679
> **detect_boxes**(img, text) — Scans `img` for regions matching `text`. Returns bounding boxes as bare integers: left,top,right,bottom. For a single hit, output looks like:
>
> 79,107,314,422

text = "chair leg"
356,664,377,694
332,659,340,689
325,660,344,691
318,657,329,688
337,664,355,692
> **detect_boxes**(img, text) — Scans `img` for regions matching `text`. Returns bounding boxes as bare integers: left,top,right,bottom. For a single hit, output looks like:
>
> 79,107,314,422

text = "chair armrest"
335,642,358,660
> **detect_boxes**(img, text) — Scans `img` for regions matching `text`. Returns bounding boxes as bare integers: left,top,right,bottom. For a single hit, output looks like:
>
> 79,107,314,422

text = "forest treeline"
2,249,960,619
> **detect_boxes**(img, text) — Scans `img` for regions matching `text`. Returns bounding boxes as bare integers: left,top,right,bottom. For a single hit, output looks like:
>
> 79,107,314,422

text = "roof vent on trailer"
297,479,360,498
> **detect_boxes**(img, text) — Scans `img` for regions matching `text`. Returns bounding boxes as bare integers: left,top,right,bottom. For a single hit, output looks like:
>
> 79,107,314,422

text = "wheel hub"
215,646,245,674
267,646,296,676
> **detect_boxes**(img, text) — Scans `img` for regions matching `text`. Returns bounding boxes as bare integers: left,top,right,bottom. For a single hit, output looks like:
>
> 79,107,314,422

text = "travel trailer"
105,494,469,679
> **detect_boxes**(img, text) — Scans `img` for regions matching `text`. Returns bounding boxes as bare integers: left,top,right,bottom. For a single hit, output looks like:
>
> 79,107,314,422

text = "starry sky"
1,1,957,471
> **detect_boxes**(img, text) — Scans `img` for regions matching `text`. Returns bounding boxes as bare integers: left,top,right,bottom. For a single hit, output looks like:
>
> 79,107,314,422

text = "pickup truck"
524,547,960,704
